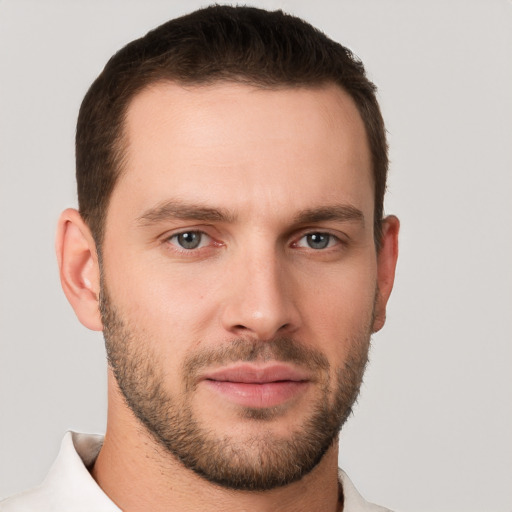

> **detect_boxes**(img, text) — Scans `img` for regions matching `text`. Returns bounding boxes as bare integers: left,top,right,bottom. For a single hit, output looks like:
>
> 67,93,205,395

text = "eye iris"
307,233,329,249
177,232,201,249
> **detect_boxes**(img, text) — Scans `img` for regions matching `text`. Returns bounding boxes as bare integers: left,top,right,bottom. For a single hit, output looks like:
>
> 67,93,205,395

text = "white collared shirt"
0,432,392,511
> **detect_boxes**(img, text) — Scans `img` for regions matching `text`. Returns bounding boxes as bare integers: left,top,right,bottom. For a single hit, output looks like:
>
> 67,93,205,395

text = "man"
1,5,398,511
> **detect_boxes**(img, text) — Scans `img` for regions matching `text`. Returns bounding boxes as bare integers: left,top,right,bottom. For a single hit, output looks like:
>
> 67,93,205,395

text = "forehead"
113,81,373,221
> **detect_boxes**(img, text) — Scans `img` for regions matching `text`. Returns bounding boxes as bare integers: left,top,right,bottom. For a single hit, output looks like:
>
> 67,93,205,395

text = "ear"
56,208,103,331
372,215,400,333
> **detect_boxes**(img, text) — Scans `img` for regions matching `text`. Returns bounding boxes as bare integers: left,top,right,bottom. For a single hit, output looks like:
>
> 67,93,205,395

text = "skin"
56,82,399,512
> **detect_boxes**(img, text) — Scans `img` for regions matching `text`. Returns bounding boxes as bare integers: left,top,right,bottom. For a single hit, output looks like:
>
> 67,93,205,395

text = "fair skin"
56,82,399,512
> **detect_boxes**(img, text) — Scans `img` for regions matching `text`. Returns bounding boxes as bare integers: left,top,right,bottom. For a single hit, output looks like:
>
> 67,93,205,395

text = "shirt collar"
338,469,392,512
39,431,120,511
3,431,389,511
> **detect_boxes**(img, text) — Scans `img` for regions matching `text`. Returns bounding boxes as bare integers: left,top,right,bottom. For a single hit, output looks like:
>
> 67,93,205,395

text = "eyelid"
161,228,221,255
160,224,215,242
290,229,346,250
169,230,211,247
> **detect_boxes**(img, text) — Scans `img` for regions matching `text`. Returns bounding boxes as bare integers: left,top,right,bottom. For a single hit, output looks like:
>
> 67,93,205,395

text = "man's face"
100,82,382,490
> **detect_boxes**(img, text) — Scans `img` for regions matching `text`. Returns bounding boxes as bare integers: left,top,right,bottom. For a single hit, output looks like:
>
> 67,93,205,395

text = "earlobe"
56,208,103,331
372,215,400,333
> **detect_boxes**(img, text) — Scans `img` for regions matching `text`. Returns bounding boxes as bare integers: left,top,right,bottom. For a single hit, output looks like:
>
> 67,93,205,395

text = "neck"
91,373,341,512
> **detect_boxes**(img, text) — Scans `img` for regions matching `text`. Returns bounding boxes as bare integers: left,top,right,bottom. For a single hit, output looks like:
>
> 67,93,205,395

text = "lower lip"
204,380,309,408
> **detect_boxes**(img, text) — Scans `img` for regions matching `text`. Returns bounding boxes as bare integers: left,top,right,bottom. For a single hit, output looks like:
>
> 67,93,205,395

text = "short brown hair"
76,5,388,247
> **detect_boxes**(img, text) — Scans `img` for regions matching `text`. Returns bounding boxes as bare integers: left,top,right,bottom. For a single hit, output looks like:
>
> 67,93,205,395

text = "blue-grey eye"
305,233,331,249
174,231,203,249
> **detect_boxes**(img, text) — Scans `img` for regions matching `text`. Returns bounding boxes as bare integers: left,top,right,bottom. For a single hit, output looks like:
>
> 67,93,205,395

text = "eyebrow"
293,205,364,225
136,200,364,227
137,200,236,226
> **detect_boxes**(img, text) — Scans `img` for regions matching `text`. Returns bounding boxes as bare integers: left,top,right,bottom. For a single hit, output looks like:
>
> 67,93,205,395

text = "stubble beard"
99,284,373,491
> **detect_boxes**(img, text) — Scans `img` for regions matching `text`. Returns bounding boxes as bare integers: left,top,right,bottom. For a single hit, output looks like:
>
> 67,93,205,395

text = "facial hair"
99,284,373,491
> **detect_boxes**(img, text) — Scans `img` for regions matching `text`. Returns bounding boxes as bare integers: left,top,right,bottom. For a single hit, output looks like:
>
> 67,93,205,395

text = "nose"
220,247,301,340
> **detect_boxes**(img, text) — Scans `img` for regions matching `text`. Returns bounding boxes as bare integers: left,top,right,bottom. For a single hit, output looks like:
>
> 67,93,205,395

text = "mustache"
183,337,329,382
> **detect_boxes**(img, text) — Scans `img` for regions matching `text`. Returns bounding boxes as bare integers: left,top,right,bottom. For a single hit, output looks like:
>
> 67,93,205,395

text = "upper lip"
201,364,310,384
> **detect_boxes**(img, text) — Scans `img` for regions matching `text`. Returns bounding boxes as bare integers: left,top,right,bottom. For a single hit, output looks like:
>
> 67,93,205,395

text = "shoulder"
0,432,118,512
0,484,54,512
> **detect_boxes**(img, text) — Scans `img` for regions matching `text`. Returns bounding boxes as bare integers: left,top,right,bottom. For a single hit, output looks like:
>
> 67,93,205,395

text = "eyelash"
164,229,343,255
166,230,216,252
292,232,341,250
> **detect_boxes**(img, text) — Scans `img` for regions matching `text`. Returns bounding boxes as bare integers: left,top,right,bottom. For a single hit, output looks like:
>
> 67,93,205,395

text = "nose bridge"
220,238,300,339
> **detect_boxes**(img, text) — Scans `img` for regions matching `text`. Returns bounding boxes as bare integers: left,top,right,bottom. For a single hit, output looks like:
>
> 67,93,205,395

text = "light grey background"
1,1,511,511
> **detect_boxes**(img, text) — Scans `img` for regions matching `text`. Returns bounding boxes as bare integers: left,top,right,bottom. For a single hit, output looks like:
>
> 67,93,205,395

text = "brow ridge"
137,200,236,225
136,200,364,227
293,205,364,225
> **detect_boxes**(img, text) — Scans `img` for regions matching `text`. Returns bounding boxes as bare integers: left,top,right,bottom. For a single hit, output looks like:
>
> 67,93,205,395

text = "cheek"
297,262,377,358
105,257,223,348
